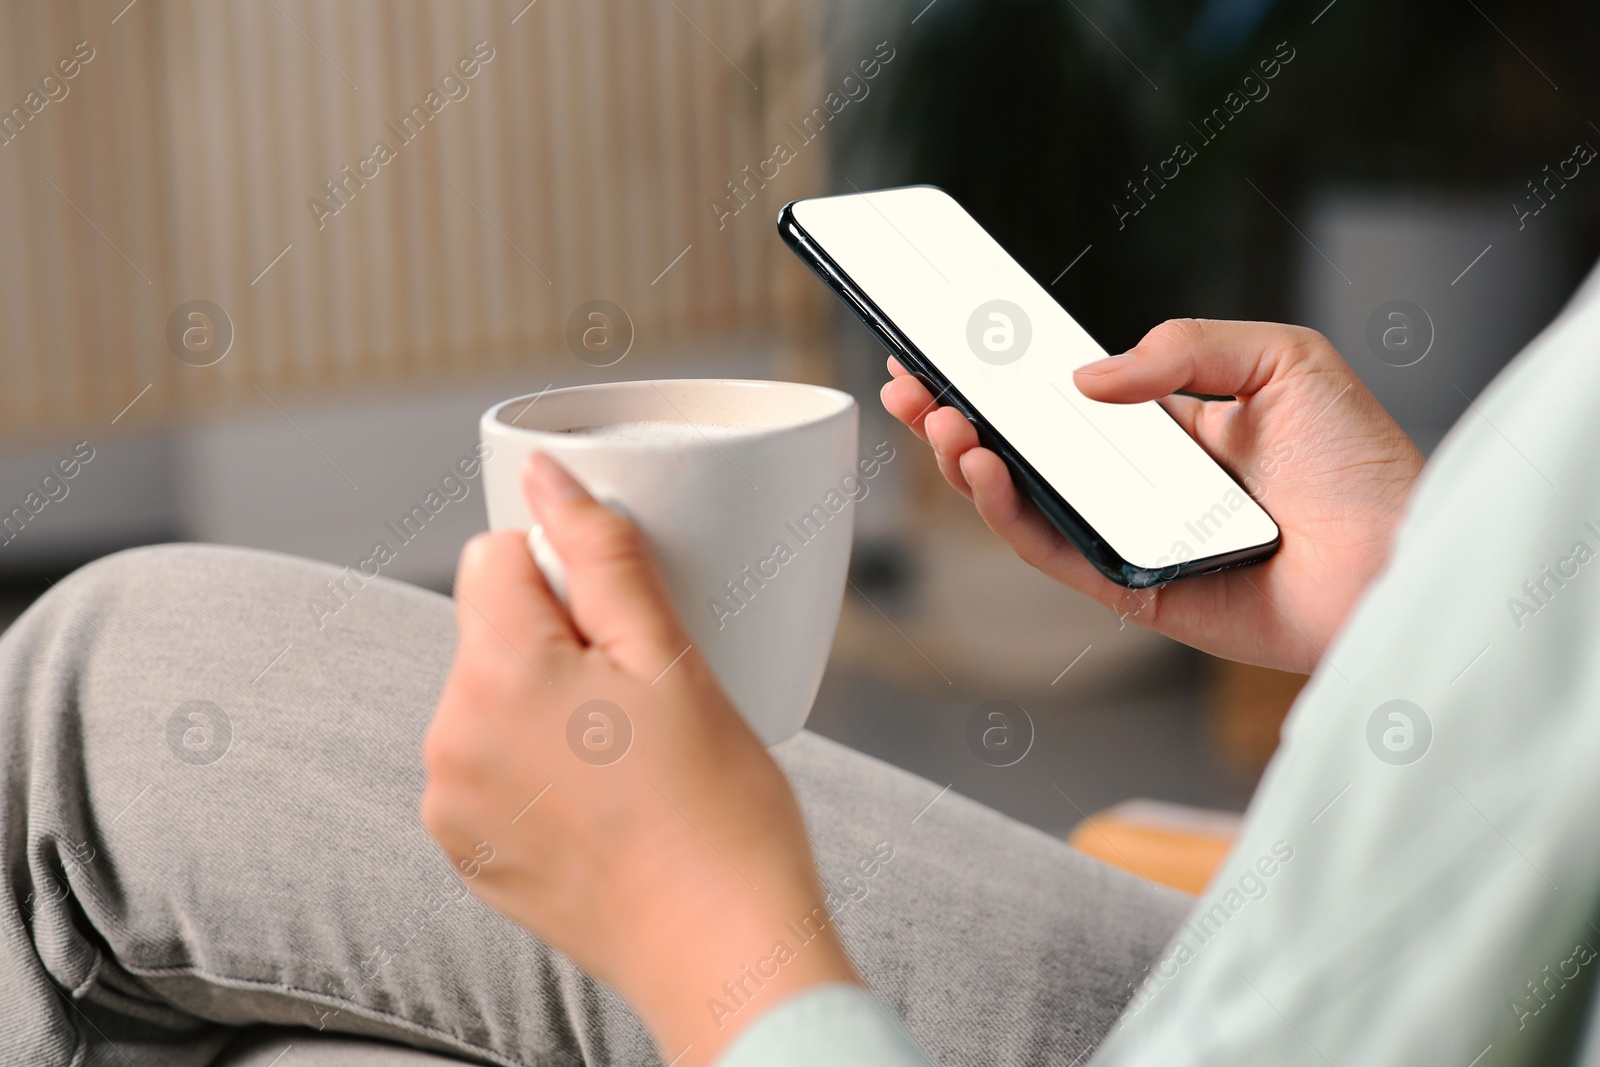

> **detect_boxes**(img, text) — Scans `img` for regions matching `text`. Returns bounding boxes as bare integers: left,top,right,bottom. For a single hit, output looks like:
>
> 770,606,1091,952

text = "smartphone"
778,185,1279,588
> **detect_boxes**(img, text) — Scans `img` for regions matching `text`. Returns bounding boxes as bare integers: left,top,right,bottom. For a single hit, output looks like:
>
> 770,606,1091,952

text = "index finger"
523,454,694,679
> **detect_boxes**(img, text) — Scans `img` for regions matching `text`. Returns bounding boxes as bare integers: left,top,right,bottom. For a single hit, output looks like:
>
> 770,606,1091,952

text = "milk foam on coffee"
556,419,747,441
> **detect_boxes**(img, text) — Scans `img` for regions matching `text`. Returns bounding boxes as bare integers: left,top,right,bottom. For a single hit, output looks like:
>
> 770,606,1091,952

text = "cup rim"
482,378,857,447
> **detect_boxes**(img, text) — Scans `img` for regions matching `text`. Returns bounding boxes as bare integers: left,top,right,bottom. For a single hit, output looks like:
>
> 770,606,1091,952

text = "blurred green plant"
836,0,1600,348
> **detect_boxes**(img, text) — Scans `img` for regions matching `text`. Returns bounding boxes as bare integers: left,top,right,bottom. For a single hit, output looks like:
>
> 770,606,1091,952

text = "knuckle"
419,783,457,844
418,784,449,839
421,726,444,775
458,648,530,707
1276,326,1344,373
459,530,523,577
1146,317,1205,350
1281,324,1330,352
582,508,649,564
458,531,498,571
455,534,497,590
1110,583,1160,625
421,720,454,776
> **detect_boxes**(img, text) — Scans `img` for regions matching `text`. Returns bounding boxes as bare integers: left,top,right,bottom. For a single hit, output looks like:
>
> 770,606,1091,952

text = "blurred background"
3,0,1597,876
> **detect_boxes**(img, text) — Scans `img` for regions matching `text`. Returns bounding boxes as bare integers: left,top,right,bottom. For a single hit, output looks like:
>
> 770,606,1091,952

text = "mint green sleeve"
1087,270,1600,1067
714,984,936,1067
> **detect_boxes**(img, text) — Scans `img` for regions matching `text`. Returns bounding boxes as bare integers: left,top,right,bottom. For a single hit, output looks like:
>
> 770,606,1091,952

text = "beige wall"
0,0,831,439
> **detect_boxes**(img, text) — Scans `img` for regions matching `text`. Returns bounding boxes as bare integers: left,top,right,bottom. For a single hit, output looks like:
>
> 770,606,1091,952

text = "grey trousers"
0,544,1187,1067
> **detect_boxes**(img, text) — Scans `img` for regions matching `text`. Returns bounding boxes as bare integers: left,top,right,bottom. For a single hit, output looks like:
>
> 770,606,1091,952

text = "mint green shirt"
719,265,1600,1066
717,984,934,1066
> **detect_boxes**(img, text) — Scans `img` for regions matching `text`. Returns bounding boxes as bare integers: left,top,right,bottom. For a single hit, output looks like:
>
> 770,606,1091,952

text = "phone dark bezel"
778,195,1280,590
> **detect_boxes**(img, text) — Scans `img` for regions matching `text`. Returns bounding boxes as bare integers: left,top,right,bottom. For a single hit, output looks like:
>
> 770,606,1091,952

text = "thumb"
1072,318,1333,404
523,453,692,678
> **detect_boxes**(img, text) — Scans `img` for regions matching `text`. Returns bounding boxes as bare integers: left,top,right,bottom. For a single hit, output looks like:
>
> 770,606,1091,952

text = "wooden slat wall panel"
0,0,827,440
1,2,169,426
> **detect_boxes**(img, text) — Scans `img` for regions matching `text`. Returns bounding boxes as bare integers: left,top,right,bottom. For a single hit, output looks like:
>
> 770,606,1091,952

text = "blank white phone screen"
792,186,1278,571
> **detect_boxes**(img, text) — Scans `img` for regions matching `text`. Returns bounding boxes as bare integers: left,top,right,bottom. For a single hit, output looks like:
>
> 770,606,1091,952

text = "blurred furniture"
1297,192,1571,455
1068,798,1242,895
829,489,1179,695
1204,657,1306,774
1069,658,1307,895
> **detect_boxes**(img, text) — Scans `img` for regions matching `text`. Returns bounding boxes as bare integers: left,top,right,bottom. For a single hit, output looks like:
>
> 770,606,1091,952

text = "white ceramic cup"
480,379,859,744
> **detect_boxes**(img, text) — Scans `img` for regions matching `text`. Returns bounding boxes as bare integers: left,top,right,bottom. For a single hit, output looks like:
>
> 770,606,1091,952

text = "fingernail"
527,453,587,502
1073,356,1123,378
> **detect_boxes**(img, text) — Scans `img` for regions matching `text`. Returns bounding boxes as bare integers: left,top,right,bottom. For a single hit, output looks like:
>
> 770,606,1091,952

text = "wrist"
618,884,862,1066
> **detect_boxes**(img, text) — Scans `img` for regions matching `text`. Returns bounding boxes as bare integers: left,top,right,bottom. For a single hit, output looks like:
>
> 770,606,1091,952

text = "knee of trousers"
0,545,494,1065
11,540,459,682
1,540,459,787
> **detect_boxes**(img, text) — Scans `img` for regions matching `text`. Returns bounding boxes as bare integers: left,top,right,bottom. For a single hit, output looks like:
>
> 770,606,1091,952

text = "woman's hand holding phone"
882,318,1424,676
